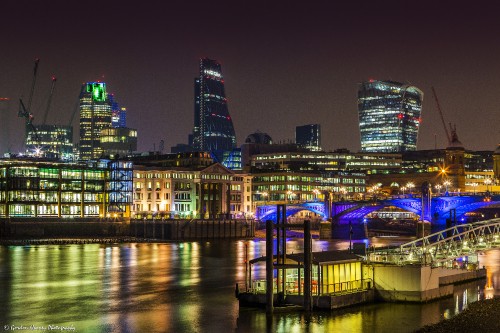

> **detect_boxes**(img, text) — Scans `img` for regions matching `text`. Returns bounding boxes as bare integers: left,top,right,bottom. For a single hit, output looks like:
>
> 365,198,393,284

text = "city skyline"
1,1,499,155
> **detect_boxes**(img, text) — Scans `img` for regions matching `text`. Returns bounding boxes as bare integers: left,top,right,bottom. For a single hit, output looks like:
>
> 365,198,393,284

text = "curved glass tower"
191,58,236,162
358,80,423,153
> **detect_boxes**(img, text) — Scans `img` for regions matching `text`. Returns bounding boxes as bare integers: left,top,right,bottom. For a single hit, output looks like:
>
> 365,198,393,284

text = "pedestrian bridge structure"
255,194,500,226
367,218,500,267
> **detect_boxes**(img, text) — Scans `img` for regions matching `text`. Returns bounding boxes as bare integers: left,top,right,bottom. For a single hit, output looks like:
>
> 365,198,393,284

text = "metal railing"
368,218,500,266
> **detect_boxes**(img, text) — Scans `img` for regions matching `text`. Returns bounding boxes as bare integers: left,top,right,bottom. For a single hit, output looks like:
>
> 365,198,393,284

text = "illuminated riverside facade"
251,151,402,174
358,80,423,153
79,82,112,160
132,163,252,219
252,171,366,204
191,58,237,162
0,159,132,218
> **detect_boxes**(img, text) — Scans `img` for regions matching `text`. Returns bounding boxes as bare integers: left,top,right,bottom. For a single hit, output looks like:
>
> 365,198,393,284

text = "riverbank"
416,296,500,333
0,237,165,246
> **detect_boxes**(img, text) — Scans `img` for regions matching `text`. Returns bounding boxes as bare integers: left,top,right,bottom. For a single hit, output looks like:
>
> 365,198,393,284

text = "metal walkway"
368,218,500,266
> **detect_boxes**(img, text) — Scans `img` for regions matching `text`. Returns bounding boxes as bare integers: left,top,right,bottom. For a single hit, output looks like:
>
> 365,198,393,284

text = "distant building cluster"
0,60,499,221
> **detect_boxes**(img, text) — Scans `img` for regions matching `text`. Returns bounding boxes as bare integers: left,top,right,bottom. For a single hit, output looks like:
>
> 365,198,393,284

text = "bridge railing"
368,218,500,266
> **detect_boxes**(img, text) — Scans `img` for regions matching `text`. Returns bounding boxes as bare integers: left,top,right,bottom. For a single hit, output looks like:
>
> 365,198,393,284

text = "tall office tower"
191,58,236,162
358,80,423,153
296,124,321,151
109,93,126,128
79,82,112,160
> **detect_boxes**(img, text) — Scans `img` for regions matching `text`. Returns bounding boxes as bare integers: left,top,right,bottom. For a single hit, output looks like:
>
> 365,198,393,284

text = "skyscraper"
358,80,423,153
191,58,236,162
109,93,127,128
296,124,321,151
79,82,112,160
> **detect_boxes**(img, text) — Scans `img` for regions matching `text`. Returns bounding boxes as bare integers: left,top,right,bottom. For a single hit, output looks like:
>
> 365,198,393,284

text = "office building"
79,82,112,160
100,127,138,158
191,58,236,162
358,80,423,153
26,124,73,160
0,158,132,218
109,93,127,128
296,124,321,151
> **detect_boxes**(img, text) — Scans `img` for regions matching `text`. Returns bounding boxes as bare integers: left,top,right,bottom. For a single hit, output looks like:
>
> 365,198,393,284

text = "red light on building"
397,113,404,119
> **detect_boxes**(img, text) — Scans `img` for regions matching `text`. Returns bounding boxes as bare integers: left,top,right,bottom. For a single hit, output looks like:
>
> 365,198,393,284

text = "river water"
0,238,498,333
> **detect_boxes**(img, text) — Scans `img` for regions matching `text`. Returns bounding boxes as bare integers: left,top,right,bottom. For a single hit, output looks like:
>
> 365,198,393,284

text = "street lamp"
339,187,347,201
261,191,269,204
443,180,451,194
312,189,320,201
434,184,442,195
471,182,478,195
286,190,295,203
368,184,379,200
484,178,492,192
406,182,415,195
400,186,407,196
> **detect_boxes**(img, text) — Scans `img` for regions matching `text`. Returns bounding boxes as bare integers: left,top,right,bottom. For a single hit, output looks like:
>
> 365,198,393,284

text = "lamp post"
471,182,478,195
434,184,442,195
312,189,320,201
406,182,415,195
400,186,407,196
286,190,295,203
443,180,451,195
339,187,347,201
261,191,269,204
484,178,492,193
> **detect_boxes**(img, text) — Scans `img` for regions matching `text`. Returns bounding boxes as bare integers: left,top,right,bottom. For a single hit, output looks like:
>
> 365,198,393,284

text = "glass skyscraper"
191,58,236,162
79,82,112,160
296,124,321,151
358,80,423,153
109,93,127,128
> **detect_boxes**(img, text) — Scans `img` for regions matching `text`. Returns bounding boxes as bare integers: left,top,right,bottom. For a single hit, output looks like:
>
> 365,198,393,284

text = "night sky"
1,1,499,155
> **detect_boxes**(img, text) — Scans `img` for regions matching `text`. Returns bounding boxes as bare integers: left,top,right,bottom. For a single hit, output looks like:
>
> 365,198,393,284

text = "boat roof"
249,250,361,265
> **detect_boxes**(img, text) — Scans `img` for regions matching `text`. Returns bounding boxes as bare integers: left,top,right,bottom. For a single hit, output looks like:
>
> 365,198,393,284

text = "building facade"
26,124,73,160
296,124,321,151
191,58,236,162
132,163,252,219
0,158,132,218
358,80,423,153
252,171,366,205
100,127,138,158
79,82,112,160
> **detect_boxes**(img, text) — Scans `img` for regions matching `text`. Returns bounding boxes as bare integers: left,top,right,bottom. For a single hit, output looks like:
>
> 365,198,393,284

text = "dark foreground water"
0,238,498,333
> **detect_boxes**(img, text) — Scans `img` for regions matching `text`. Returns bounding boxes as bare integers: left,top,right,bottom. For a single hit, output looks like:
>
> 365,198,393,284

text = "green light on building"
86,83,107,102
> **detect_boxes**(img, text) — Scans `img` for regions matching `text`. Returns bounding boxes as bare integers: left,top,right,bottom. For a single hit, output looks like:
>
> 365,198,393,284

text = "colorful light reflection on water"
0,239,498,333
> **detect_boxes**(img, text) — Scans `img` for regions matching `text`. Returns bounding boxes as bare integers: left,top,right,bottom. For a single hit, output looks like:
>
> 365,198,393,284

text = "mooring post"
304,219,312,312
266,219,274,314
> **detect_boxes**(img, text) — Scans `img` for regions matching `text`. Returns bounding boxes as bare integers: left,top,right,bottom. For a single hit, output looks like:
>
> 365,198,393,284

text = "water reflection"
0,241,498,333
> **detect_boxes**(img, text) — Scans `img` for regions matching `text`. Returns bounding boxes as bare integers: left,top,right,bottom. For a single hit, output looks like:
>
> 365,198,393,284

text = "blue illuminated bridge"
256,194,500,236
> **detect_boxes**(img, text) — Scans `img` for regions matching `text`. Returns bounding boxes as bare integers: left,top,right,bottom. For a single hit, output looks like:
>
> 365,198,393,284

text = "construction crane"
431,87,451,146
18,59,41,144
42,75,57,125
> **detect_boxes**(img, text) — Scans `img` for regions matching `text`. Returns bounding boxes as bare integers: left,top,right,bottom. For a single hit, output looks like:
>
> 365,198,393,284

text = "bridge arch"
256,202,327,221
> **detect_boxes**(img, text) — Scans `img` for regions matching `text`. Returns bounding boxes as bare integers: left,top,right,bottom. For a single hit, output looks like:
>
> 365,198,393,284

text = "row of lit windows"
0,204,101,217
